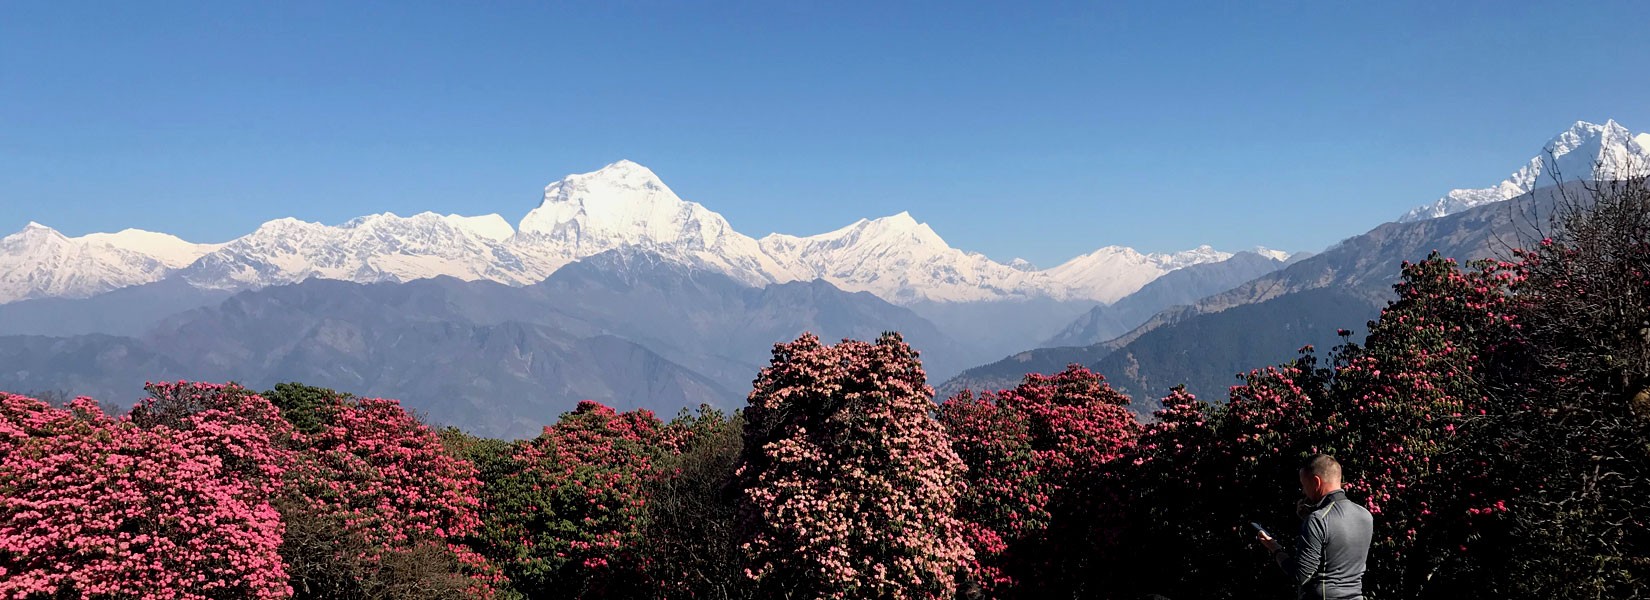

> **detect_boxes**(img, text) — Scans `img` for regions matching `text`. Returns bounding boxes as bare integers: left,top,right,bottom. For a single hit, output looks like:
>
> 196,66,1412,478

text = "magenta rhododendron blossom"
290,395,504,596
489,400,665,597
938,364,1140,595
0,390,292,599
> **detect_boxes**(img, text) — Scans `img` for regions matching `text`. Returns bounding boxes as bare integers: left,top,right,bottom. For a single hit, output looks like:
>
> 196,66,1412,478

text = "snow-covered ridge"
3,160,1277,305
178,211,553,291
1251,247,1293,262
78,229,223,269
1400,120,1650,222
0,223,223,302
1043,245,1235,304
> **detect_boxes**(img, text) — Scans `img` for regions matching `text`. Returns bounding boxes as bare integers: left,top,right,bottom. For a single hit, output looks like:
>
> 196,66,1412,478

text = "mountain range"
4,119,1645,435
1,160,1262,306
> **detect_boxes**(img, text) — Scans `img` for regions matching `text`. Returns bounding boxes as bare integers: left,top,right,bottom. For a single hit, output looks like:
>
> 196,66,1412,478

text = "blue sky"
4,1,1649,267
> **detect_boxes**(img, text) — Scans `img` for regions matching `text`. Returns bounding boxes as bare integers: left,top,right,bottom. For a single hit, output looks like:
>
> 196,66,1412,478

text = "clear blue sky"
5,1,1649,267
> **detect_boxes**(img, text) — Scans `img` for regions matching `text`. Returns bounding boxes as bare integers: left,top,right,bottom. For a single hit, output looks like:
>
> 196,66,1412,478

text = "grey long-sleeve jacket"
1272,490,1374,600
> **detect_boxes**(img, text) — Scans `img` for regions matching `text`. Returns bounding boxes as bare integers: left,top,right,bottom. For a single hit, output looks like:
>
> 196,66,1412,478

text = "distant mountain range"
1,159,1277,306
1039,251,1308,348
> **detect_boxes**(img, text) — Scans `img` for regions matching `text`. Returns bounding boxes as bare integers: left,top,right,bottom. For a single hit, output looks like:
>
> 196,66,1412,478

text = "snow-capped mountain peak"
5,222,65,247
871,211,944,241
761,210,1091,303
79,229,222,269
1154,244,1233,270
1251,246,1293,262
521,160,718,249
1041,244,1234,303
1400,119,1650,222
519,160,691,243
797,211,949,249
514,160,791,286
179,211,552,291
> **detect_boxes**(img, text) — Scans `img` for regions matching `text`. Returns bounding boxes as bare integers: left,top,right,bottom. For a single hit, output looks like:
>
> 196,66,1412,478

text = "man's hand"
1296,498,1314,519
1256,530,1280,553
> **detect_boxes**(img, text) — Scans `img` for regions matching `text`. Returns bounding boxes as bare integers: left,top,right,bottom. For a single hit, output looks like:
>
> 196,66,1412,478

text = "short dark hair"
1300,454,1342,481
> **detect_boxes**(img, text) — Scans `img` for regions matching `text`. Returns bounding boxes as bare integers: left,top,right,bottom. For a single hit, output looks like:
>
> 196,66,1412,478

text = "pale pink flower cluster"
737,333,974,600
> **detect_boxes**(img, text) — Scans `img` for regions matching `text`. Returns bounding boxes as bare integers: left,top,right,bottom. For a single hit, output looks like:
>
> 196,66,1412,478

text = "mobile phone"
1249,522,1272,539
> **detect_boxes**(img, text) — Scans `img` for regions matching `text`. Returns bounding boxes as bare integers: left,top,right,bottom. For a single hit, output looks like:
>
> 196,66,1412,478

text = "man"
1256,454,1374,600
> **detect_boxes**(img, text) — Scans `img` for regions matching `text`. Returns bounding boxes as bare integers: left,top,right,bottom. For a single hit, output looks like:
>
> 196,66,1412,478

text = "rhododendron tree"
263,382,354,435
1121,385,1224,600
479,400,664,598
935,389,1047,595
643,406,750,600
937,365,1139,598
1487,177,1650,598
0,392,292,599
1331,254,1521,598
0,391,77,459
287,393,505,598
736,332,972,600
132,381,298,499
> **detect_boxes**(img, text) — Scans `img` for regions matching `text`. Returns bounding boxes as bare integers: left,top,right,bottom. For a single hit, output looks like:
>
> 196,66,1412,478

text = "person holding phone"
1255,454,1373,600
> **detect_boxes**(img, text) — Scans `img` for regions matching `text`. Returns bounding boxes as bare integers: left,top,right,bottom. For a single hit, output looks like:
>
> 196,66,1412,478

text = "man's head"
1298,454,1343,503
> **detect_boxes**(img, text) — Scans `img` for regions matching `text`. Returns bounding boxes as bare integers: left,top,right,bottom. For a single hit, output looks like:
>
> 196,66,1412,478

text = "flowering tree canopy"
0,390,292,599
736,332,973,600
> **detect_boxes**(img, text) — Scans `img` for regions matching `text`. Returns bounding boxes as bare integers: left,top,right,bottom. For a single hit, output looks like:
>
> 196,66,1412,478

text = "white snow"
78,229,222,269
761,212,1047,303
4,159,1271,306
1043,245,1233,304
180,212,550,290
1251,247,1293,262
514,160,793,287
442,214,514,241
1006,258,1038,272
1400,120,1650,222
0,223,178,302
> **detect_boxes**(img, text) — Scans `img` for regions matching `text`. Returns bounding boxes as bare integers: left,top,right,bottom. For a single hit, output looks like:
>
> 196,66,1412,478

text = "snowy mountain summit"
2,160,1265,305
517,160,788,287
1400,120,1650,222
521,159,709,247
